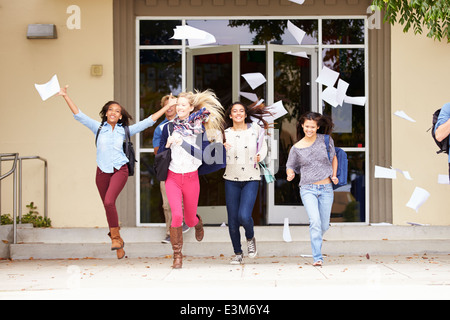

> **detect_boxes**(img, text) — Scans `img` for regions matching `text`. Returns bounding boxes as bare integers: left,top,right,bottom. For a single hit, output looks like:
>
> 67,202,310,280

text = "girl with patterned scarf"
158,89,225,269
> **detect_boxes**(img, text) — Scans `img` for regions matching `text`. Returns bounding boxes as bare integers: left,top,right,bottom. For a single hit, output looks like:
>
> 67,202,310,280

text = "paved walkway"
0,254,449,300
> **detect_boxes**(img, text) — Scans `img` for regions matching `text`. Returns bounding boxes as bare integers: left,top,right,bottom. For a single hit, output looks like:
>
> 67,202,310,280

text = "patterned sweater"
223,123,268,182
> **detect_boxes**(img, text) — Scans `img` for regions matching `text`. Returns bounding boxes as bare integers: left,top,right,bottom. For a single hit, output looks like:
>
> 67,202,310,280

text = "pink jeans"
165,170,200,228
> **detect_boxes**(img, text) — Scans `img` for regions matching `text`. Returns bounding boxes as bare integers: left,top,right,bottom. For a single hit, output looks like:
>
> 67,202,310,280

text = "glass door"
186,45,240,224
266,44,318,224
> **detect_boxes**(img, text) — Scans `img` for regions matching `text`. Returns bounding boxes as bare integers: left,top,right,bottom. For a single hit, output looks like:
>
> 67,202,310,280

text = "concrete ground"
0,253,449,300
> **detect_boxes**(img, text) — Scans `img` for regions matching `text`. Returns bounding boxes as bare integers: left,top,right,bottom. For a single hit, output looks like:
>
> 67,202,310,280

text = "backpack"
96,123,137,176
324,135,348,190
430,109,449,155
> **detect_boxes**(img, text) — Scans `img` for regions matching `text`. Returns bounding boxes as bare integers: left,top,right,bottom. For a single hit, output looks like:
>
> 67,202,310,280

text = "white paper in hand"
35,74,60,101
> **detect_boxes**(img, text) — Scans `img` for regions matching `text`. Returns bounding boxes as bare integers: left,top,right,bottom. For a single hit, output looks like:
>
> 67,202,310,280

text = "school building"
1,0,449,231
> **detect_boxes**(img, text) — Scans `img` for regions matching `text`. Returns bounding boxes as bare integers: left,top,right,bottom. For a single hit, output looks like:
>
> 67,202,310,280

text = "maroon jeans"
95,165,128,228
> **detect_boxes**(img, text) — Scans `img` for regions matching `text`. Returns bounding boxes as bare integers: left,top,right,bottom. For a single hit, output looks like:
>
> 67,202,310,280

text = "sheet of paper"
394,110,416,123
34,74,60,101
406,187,430,213
344,95,366,106
438,174,450,185
239,91,258,102
322,86,339,107
242,72,266,90
289,0,306,4
263,100,288,123
315,66,339,87
287,20,306,45
392,167,413,180
283,218,292,242
286,51,309,59
171,25,216,47
336,79,349,106
374,165,397,179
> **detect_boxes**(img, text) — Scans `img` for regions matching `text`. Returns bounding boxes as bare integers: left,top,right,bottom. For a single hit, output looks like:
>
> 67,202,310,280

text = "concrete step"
4,225,450,260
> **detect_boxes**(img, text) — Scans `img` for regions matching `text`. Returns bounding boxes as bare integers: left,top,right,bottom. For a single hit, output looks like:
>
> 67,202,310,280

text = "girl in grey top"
286,112,338,266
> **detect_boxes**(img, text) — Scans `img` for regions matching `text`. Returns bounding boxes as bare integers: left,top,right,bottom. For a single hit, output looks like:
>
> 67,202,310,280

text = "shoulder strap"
324,134,331,162
124,125,131,155
95,122,105,147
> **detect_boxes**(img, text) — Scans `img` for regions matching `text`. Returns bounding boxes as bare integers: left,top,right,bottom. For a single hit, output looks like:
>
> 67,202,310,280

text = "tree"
372,0,450,42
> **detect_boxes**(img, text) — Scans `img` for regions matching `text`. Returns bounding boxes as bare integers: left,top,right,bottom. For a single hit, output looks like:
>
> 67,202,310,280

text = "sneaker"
230,254,243,265
161,235,170,244
182,222,190,233
247,237,257,258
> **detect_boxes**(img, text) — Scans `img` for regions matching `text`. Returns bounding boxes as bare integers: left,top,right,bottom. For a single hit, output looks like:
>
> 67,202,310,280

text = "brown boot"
108,227,125,259
195,215,204,242
170,226,183,269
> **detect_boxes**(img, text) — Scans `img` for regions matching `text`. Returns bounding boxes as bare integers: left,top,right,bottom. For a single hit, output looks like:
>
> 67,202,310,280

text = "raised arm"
58,85,79,115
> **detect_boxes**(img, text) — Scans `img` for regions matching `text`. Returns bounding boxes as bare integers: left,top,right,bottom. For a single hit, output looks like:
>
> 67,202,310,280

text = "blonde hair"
160,95,171,107
178,90,225,141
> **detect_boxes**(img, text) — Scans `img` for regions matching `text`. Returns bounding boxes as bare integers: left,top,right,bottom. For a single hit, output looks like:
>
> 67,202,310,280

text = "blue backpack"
324,135,348,190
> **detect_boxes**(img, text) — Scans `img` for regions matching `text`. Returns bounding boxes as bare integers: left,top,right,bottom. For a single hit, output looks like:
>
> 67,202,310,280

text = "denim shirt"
74,110,156,173
434,102,450,163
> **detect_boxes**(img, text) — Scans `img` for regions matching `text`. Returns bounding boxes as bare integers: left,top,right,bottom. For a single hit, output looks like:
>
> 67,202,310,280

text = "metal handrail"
0,153,48,244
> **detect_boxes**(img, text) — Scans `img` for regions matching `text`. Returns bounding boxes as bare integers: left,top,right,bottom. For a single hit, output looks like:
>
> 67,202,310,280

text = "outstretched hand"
58,85,69,97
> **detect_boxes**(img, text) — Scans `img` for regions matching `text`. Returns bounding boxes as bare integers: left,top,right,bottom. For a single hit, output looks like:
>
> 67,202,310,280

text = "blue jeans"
300,183,334,263
225,180,259,254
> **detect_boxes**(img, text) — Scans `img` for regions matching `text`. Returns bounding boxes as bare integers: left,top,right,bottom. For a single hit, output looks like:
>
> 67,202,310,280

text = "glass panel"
322,19,364,44
139,20,182,45
139,49,182,148
193,51,233,108
140,153,165,224
240,50,266,102
272,51,311,206
322,48,365,148
187,19,318,45
330,152,366,222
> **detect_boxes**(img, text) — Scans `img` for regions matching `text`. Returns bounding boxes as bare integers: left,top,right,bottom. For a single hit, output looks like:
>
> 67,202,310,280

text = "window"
137,17,368,225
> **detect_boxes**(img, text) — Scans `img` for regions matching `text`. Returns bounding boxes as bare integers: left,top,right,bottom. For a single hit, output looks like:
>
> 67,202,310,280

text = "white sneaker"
247,237,257,258
230,254,243,265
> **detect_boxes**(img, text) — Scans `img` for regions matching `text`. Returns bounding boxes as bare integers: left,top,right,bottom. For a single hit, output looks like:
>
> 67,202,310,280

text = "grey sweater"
286,134,336,186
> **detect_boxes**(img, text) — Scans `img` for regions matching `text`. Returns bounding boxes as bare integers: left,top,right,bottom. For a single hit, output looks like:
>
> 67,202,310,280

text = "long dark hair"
99,101,133,127
224,100,273,130
297,112,334,140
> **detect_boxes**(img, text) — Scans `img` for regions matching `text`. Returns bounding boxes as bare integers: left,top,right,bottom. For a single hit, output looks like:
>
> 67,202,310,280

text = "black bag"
430,109,449,155
153,122,173,181
123,126,137,176
96,123,137,176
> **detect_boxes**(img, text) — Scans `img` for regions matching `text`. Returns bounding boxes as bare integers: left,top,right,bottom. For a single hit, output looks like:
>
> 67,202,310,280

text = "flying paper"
343,95,366,106
392,167,413,180
239,91,258,102
287,20,306,45
315,66,339,87
289,0,306,4
374,165,397,179
283,218,292,242
34,74,60,101
263,100,288,123
286,51,309,59
438,174,450,185
394,110,416,123
406,187,430,213
322,86,339,107
171,25,216,47
242,72,266,90
336,79,349,106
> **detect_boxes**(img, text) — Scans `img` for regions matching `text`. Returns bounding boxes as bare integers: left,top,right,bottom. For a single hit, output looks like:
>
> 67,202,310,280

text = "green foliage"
372,0,450,42
0,202,51,228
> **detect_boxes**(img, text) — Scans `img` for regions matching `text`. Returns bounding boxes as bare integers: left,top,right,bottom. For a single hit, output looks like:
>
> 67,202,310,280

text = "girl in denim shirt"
286,112,338,266
59,86,172,259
